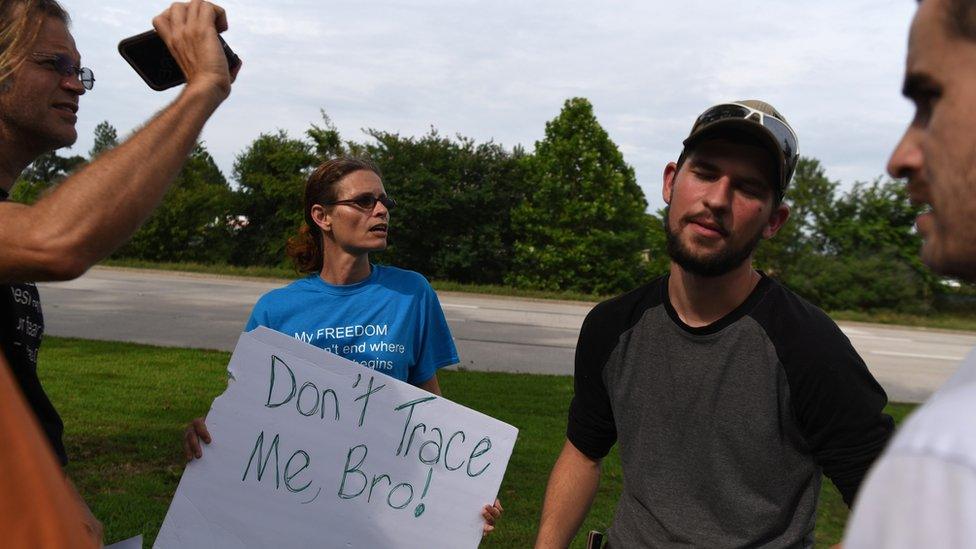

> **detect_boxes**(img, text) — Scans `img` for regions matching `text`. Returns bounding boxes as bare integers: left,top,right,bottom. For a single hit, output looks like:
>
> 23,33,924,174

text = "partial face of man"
888,0,976,280
663,138,789,277
0,16,84,154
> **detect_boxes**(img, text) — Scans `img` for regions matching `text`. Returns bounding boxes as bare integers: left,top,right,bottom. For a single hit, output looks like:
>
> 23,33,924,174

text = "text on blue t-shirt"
245,265,458,385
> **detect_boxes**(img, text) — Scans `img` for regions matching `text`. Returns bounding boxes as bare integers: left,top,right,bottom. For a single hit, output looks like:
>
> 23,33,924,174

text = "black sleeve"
566,306,618,459
754,288,894,506
566,282,661,459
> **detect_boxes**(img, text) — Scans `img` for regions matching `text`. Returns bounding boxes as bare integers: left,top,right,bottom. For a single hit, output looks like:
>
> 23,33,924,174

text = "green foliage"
230,130,317,266
9,150,85,203
783,253,927,311
89,120,119,158
826,179,928,274
10,121,113,204
757,159,932,312
116,143,235,263
644,209,670,278
66,106,957,314
755,158,838,279
356,128,525,284
508,98,649,294
307,110,346,160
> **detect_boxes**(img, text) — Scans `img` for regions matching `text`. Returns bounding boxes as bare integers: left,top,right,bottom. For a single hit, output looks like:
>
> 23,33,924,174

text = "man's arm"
535,297,624,548
0,0,238,283
754,296,894,506
792,326,894,505
535,439,602,549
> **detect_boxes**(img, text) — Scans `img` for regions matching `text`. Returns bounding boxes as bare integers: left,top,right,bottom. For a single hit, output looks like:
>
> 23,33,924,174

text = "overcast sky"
62,0,918,211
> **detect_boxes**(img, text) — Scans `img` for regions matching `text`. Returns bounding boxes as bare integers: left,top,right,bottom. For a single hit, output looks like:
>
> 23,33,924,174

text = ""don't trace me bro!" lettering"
239,355,494,518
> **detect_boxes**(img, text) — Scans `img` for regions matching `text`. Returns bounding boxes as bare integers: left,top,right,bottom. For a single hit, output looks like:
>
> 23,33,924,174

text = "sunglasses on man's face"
323,194,397,211
31,52,95,90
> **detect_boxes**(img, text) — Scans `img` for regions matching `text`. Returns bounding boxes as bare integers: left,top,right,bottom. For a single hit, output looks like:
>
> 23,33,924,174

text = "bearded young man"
843,0,976,546
534,101,894,548
0,0,239,544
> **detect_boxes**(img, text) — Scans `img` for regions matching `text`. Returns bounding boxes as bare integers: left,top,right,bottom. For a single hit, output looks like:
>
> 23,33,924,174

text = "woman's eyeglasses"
323,195,397,211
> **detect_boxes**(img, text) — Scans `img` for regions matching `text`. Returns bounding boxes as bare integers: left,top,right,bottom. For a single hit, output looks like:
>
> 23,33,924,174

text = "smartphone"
118,30,241,91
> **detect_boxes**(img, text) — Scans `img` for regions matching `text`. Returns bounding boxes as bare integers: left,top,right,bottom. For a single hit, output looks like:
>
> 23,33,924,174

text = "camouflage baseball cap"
682,100,799,198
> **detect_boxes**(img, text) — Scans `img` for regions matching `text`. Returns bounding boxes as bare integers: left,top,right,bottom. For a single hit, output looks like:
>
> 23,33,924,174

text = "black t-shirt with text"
0,188,66,464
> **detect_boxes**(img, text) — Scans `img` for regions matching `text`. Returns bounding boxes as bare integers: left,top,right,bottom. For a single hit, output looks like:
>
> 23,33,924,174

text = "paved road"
37,267,976,404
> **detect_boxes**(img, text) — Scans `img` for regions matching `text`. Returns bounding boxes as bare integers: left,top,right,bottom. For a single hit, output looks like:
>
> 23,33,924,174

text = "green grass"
830,309,976,332
39,337,916,547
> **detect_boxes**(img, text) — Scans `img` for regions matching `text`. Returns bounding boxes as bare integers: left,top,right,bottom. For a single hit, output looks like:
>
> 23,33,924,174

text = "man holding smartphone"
0,0,240,544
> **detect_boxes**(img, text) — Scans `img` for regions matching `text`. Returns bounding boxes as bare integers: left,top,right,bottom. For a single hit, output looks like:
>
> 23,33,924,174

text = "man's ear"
763,202,790,239
663,162,679,205
310,204,331,233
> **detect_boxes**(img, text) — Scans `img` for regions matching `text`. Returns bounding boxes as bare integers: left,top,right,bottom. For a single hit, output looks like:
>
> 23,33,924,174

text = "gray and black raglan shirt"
568,274,893,548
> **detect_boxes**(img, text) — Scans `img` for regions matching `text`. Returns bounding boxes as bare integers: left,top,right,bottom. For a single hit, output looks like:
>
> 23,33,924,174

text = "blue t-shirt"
245,265,458,385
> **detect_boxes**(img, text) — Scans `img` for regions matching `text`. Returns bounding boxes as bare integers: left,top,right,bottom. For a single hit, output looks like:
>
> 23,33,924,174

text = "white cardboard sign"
155,327,518,548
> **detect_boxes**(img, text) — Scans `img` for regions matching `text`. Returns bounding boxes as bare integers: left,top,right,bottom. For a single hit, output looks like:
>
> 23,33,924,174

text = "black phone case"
118,30,240,91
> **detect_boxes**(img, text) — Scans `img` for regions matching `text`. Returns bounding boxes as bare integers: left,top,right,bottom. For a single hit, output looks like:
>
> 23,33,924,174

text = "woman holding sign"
183,157,501,533
250,156,454,393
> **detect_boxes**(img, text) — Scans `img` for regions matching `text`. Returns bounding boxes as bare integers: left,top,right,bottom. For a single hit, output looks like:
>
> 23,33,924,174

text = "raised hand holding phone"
120,1,241,99
119,30,240,92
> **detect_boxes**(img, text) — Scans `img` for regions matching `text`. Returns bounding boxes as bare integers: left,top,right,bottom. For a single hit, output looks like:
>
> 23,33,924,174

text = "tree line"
13,98,966,312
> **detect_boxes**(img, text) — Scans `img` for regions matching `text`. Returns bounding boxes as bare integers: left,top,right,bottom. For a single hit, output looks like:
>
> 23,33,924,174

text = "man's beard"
664,208,763,277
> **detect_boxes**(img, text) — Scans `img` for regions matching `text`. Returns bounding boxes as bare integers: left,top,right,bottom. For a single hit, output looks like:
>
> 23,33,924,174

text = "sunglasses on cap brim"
691,103,799,189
